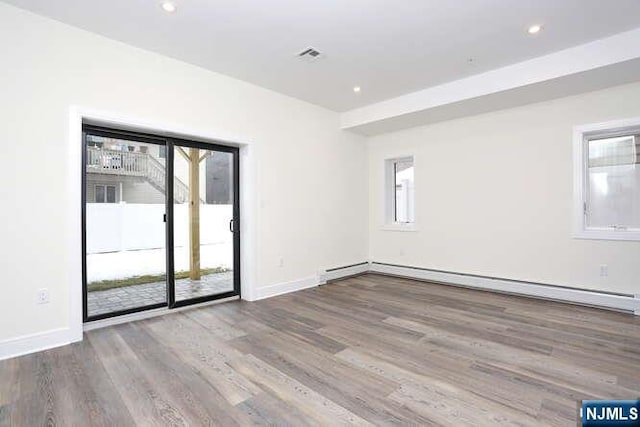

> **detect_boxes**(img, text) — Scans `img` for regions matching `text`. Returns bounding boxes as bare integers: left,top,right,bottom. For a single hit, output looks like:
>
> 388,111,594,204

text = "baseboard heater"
367,262,639,315
320,262,370,284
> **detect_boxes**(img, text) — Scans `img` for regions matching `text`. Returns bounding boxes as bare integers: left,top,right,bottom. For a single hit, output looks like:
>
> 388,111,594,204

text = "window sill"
573,229,640,242
380,224,418,232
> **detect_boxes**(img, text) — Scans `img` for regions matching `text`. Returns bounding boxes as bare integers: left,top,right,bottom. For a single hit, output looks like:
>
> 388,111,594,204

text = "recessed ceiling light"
161,1,176,13
528,24,542,35
353,86,361,93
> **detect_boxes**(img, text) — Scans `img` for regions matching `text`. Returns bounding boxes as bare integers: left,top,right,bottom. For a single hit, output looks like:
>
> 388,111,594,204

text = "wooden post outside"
189,148,201,280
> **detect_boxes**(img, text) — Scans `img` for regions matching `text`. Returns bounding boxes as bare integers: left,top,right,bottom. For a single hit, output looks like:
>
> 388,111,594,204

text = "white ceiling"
4,0,640,112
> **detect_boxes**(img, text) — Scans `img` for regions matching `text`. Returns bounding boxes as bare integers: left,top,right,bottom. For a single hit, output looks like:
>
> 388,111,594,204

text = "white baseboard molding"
0,327,72,362
370,262,640,315
251,275,319,301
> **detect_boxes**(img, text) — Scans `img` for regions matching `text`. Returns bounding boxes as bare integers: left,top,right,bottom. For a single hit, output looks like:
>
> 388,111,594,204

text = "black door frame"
81,124,241,322
168,137,241,309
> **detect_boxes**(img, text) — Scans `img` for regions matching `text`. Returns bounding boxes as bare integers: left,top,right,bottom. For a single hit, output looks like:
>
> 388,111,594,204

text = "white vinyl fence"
86,204,233,281
87,203,233,253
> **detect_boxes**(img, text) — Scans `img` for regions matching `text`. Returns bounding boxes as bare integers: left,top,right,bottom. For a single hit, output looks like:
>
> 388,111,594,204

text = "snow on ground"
87,243,232,281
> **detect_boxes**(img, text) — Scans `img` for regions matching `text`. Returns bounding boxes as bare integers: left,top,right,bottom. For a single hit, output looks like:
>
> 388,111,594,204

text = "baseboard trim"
369,262,640,315
252,276,319,301
0,328,72,362
247,262,372,300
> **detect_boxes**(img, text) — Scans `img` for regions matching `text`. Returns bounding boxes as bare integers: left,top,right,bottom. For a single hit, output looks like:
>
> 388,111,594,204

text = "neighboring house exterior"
86,135,232,205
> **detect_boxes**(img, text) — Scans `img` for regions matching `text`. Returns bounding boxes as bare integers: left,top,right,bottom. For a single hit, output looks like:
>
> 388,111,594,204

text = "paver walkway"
87,271,233,316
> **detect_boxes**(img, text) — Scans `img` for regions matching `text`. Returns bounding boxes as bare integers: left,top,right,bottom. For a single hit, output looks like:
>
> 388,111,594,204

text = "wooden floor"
1,273,639,426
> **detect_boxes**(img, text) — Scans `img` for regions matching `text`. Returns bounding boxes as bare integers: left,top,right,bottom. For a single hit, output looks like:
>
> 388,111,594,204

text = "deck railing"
86,147,147,176
86,147,190,202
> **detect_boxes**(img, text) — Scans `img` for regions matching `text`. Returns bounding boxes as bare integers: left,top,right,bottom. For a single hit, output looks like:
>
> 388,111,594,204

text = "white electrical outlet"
278,257,284,267
37,288,50,304
599,264,608,277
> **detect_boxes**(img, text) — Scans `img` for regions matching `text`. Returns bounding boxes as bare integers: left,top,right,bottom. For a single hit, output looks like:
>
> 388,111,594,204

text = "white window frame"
382,156,416,231
573,117,640,241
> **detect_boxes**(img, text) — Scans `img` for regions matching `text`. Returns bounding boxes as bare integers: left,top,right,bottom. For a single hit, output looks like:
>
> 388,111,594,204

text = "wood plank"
47,341,136,426
88,327,192,426
143,314,261,405
228,354,371,426
229,323,434,425
337,348,540,426
188,147,200,280
234,392,319,427
115,322,246,426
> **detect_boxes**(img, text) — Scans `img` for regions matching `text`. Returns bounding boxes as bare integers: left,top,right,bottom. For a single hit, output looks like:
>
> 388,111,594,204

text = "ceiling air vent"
297,47,322,61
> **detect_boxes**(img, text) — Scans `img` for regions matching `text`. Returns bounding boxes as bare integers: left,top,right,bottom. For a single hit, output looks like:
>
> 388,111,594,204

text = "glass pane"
174,146,234,302
394,158,415,223
587,135,640,229
106,186,116,203
85,135,167,318
95,185,105,203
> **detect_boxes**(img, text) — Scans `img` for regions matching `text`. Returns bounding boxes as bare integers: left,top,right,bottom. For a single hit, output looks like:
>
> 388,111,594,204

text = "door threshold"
83,295,240,331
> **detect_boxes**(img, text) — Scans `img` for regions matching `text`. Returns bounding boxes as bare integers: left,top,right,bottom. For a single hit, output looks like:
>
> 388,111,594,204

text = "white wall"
368,81,640,295
0,3,368,345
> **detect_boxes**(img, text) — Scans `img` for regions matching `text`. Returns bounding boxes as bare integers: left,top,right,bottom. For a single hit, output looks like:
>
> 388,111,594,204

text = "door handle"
229,218,234,233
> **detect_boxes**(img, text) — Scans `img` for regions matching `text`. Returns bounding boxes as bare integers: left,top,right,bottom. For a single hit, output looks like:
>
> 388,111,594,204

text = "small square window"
95,184,117,203
385,157,415,226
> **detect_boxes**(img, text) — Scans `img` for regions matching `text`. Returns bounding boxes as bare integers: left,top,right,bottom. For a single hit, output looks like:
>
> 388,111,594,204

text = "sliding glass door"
82,125,240,322
170,141,239,307
82,128,168,320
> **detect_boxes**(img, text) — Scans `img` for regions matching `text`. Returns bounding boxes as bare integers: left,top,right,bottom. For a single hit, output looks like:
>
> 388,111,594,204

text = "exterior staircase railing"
86,147,192,203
